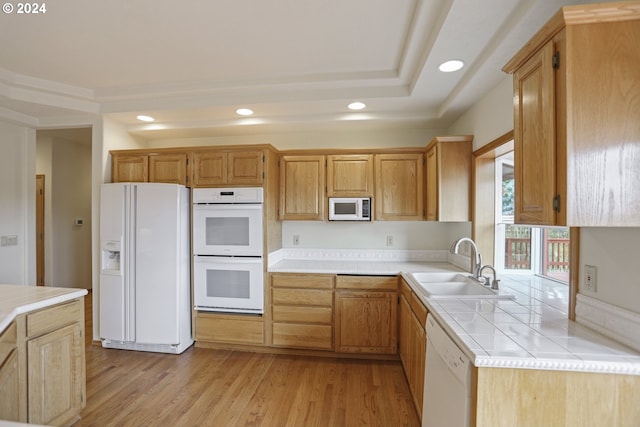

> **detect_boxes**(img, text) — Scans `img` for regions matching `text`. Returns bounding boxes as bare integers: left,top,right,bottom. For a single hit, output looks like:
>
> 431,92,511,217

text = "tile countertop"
268,249,640,376
268,248,467,275
400,273,640,376
0,284,88,334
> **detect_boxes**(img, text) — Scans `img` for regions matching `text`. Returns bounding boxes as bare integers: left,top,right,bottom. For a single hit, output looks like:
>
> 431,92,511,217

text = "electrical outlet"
293,235,300,246
386,235,393,247
584,265,597,292
0,235,18,247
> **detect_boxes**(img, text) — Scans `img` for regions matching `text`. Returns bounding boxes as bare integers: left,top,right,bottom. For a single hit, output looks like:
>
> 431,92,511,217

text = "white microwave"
328,197,371,221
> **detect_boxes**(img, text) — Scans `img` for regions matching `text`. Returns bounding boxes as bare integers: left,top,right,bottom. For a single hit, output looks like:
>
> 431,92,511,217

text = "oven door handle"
193,255,263,264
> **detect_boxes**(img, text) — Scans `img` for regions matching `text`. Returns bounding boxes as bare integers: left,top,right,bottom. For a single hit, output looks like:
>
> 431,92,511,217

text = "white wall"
447,75,514,150
447,75,640,316
282,221,471,250
0,120,36,285
148,127,442,150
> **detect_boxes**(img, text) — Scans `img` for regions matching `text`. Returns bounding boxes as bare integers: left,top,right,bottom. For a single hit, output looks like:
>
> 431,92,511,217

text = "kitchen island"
0,284,87,426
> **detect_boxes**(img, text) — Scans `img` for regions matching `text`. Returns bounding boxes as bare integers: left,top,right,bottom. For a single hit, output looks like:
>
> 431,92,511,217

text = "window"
494,152,569,283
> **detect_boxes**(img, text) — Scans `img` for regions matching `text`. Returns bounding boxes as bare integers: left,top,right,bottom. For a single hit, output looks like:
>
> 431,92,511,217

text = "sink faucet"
451,237,482,280
479,265,500,290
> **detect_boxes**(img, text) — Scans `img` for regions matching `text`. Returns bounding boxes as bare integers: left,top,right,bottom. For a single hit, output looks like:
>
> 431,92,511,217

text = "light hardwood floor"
76,294,420,427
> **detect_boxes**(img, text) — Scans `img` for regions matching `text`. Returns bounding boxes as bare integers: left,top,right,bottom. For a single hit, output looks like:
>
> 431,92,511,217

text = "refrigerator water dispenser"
102,240,121,274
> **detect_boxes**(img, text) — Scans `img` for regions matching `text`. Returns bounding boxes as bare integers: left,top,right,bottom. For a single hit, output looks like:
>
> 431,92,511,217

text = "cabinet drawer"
26,299,82,338
0,322,17,366
272,288,333,306
195,313,264,345
410,292,428,325
272,305,332,324
272,323,333,350
336,275,397,290
271,274,334,289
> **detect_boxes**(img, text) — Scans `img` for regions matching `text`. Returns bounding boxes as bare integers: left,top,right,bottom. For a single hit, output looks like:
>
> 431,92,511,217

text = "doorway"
35,128,92,289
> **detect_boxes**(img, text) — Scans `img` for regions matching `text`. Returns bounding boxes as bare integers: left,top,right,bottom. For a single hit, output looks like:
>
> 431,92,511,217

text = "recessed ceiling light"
136,115,155,122
348,102,366,110
236,108,254,116
438,60,464,72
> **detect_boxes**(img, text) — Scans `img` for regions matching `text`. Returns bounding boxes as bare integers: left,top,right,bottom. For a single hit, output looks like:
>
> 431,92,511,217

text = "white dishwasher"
422,314,472,427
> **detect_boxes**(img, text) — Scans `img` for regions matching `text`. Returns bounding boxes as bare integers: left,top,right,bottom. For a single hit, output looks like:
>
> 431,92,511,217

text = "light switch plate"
584,265,597,292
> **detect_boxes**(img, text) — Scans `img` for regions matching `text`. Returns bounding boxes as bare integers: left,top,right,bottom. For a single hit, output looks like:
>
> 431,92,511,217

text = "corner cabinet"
0,322,19,421
279,155,325,220
425,136,472,221
334,275,398,354
503,3,640,226
399,277,428,418
374,153,424,220
326,154,374,197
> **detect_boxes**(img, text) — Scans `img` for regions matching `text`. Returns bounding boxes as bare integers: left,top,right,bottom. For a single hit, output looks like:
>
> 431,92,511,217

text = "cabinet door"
334,291,397,354
410,310,426,418
0,349,19,421
111,154,148,182
513,41,556,225
425,146,438,221
399,293,412,374
279,155,325,220
149,153,188,185
192,151,227,186
326,154,374,197
228,150,264,185
28,323,84,426
375,153,424,220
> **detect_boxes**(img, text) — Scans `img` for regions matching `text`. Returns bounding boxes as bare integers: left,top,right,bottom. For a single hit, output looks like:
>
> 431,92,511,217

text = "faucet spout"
451,237,483,280
479,265,500,290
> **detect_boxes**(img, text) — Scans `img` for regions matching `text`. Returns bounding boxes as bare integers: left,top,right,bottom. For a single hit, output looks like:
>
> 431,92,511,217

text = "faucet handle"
491,279,500,290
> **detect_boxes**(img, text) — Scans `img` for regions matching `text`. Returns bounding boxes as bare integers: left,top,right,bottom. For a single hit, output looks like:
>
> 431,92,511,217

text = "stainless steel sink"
408,272,515,299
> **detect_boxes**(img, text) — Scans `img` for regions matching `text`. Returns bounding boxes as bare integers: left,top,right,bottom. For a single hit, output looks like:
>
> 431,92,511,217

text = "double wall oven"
192,187,264,314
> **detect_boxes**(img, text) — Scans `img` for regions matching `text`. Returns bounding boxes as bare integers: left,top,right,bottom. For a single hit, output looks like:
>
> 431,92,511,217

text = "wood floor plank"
76,294,420,426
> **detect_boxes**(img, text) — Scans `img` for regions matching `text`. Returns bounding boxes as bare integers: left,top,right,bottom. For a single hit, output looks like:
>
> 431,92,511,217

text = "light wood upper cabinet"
112,152,187,185
192,149,263,187
326,154,374,197
503,3,640,226
111,154,148,183
374,153,424,220
149,153,188,185
424,136,472,221
279,155,325,220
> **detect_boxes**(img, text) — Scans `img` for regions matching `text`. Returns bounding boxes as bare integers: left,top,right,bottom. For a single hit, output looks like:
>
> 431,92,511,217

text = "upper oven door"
192,204,263,256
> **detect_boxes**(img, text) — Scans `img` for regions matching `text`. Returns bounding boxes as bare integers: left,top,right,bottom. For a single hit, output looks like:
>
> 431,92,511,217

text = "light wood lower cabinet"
399,277,428,417
0,322,19,421
6,298,87,426
271,273,334,350
195,312,265,346
334,275,398,354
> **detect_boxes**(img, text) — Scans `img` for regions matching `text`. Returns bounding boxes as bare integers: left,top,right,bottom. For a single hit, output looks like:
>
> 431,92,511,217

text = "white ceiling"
0,0,598,139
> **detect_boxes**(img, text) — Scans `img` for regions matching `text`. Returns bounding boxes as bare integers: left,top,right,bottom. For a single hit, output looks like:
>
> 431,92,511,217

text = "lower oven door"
193,256,264,314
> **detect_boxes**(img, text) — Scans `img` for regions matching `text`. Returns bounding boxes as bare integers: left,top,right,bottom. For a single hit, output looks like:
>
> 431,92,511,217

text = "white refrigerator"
99,183,193,354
